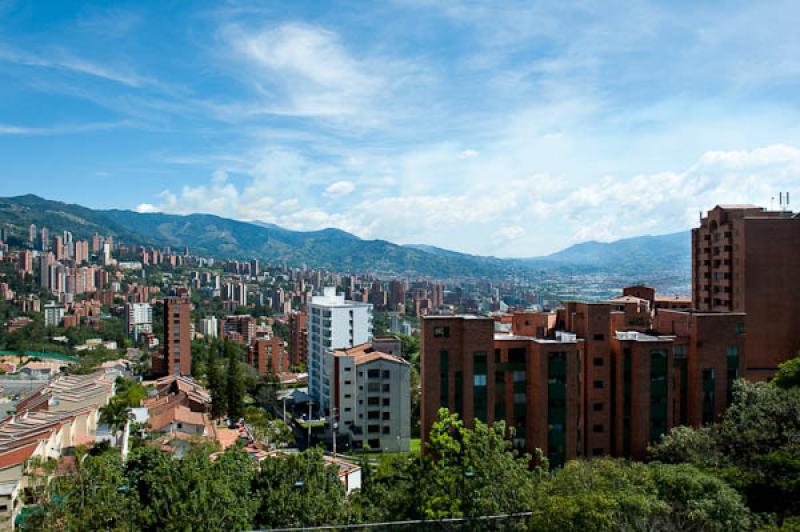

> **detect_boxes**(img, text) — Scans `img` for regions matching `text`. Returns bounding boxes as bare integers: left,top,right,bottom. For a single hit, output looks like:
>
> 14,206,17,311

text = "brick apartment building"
288,311,308,367
692,204,800,379
247,336,288,376
221,315,257,345
421,316,582,467
153,296,192,376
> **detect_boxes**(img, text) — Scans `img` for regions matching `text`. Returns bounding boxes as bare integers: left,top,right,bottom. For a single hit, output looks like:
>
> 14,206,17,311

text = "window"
382,370,391,379
382,384,390,393
344,367,352,372
368,397,380,405
593,380,604,389
593,424,604,433
382,412,390,420
592,448,603,456
593,357,604,367
368,411,380,419
593,333,605,341
367,369,380,379
513,393,526,404
512,370,526,382
383,426,391,434
383,398,390,406
344,380,352,385
473,374,487,386
433,326,450,338
593,402,603,412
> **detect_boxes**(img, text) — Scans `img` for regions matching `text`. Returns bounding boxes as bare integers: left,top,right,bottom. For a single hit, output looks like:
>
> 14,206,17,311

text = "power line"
257,512,534,531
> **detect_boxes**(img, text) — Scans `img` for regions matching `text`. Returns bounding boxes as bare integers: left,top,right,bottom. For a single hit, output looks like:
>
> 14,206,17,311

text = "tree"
208,339,226,419
529,458,667,531
225,339,245,421
773,355,800,389
252,448,348,529
649,463,752,531
417,408,541,527
99,397,131,446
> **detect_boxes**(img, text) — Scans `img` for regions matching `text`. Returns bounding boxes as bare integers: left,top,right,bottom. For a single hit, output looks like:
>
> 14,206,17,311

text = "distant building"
247,337,288,376
43,301,65,328
221,315,256,345
288,311,308,367
125,303,153,342
199,316,219,338
308,287,372,413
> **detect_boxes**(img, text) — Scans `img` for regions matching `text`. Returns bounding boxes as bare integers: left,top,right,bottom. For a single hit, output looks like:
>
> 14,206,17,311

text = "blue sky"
2,0,800,256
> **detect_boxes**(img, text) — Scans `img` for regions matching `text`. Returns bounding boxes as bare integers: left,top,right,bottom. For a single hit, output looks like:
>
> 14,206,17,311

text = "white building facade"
308,287,372,412
125,303,153,342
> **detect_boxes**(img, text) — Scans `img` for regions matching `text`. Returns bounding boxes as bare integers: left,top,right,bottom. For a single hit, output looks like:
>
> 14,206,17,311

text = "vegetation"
650,367,800,525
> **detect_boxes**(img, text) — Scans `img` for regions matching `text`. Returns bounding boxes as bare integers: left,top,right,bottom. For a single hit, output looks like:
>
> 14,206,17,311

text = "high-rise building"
154,297,192,376
308,287,373,412
125,303,153,342
28,224,36,246
288,311,308,367
43,302,65,328
40,227,49,251
692,204,800,379
199,316,219,338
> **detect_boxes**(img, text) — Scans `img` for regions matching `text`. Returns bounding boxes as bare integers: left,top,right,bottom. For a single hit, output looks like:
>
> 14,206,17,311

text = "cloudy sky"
2,0,800,256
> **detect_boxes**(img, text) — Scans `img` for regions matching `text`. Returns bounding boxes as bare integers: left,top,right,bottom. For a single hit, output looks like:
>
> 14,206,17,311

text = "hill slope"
0,194,691,281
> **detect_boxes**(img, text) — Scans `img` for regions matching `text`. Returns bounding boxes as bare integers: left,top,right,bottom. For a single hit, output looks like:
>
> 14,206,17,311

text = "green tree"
225,340,245,421
208,339,226,419
649,463,752,531
773,355,800,389
529,458,667,532
252,448,347,529
99,398,131,446
417,408,540,527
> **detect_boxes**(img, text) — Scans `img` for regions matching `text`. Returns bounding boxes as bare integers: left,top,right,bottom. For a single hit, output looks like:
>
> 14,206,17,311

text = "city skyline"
2,1,800,256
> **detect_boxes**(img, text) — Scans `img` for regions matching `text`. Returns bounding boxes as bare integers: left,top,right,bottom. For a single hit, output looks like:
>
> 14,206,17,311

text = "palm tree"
99,399,130,447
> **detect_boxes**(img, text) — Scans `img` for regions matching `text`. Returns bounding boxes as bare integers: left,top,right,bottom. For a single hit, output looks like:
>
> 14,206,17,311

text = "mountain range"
0,194,691,282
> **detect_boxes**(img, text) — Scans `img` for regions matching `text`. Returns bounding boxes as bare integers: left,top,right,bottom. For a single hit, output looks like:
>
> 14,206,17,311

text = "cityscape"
1,1,800,531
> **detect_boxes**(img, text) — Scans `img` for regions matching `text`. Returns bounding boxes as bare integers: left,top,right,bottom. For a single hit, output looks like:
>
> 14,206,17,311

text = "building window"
593,357,604,367
592,448,603,456
593,402,603,412
433,326,450,338
593,333,605,341
593,380,604,389
593,424,603,433
473,374,487,386
367,369,380,379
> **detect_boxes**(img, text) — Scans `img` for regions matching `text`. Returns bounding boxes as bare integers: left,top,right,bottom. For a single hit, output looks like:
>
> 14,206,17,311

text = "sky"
2,0,800,257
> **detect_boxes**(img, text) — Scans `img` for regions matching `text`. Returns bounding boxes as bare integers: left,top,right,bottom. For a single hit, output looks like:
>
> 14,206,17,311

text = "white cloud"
323,180,355,198
137,144,800,256
460,149,479,158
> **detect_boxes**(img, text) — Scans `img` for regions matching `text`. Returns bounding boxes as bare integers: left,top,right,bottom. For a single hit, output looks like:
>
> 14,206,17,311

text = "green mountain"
0,194,691,281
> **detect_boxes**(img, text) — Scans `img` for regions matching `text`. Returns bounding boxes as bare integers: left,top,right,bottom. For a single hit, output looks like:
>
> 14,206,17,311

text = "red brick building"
288,311,308,367
247,337,288,376
609,331,674,460
421,316,582,466
653,310,745,427
153,296,192,376
692,204,800,379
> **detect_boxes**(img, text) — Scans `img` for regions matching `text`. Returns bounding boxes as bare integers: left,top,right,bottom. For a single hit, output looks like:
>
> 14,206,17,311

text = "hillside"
0,194,691,282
